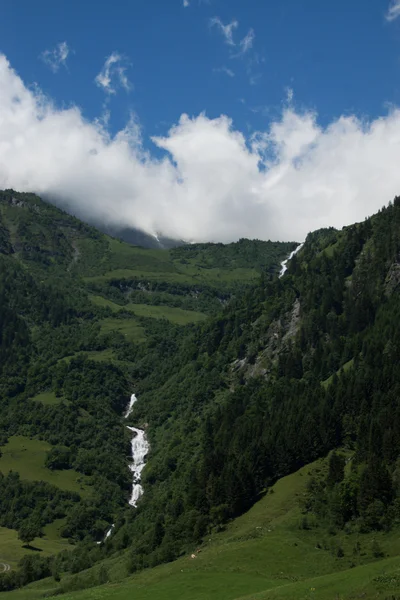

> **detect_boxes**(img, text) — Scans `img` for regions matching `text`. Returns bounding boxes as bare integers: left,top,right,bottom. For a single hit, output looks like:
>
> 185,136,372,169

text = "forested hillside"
0,190,292,592
3,189,400,599
97,196,400,580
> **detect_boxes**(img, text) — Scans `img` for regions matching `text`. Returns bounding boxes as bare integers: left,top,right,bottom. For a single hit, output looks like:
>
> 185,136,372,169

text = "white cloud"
2,53,400,243
210,17,238,46
95,52,131,95
213,66,235,77
40,42,70,73
239,29,255,55
184,0,211,6
386,0,400,21
285,87,294,105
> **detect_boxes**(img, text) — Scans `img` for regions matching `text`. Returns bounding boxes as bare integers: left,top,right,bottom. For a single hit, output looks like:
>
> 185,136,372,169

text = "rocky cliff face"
385,261,400,296
232,297,302,381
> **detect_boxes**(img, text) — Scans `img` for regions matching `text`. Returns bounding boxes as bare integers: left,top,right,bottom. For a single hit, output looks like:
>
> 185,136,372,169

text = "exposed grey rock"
232,297,301,381
385,262,400,296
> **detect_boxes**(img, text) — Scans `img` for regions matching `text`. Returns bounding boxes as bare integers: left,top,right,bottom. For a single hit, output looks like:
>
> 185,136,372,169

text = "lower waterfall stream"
125,393,150,508
97,393,149,543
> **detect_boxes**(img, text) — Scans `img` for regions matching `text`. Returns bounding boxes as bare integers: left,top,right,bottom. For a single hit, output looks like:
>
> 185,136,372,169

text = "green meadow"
0,436,91,496
90,295,207,324
124,303,207,324
31,391,64,406
84,266,260,287
89,295,123,312
0,521,70,570
98,317,146,342
81,238,263,288
5,456,400,600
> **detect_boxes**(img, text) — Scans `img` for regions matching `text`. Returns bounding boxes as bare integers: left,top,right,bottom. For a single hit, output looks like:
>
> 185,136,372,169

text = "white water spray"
104,524,115,540
125,393,149,508
96,523,115,544
279,243,304,278
124,393,138,418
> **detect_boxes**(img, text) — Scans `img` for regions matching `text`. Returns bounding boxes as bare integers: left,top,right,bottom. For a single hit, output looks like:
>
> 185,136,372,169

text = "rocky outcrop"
233,297,302,381
385,261,400,296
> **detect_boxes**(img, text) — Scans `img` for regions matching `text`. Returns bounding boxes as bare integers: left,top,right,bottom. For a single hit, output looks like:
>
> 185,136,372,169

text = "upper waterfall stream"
279,243,304,278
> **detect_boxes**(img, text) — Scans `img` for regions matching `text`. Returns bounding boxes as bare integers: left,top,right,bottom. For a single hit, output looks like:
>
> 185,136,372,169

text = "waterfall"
279,243,304,278
124,393,138,418
96,523,115,544
104,524,115,540
125,393,149,508
96,393,148,544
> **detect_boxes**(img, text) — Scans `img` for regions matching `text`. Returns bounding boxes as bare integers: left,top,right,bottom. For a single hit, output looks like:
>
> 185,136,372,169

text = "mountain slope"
86,196,400,592
0,189,293,592
3,189,400,599
4,456,400,600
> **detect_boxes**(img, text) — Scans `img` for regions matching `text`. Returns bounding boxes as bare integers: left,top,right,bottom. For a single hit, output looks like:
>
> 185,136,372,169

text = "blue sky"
1,0,400,242
2,0,400,136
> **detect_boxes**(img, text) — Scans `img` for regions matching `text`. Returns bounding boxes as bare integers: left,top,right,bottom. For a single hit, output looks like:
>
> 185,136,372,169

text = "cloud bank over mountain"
1,54,400,243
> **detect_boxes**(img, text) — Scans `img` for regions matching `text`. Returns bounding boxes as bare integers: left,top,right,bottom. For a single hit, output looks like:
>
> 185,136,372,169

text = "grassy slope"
0,436,90,568
0,521,69,570
83,236,286,331
124,303,207,324
88,296,122,312
90,295,207,324
0,436,91,496
321,358,354,389
31,392,64,406
6,457,400,600
82,262,262,288
79,238,263,287
56,350,134,370
98,317,147,342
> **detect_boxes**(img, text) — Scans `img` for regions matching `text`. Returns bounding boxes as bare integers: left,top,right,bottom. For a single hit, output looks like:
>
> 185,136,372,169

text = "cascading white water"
125,393,149,508
279,243,304,278
124,393,138,418
96,523,115,544
96,393,148,544
104,524,114,539
126,426,150,507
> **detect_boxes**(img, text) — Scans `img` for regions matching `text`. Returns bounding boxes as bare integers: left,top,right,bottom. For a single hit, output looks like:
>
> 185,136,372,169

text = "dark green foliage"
18,519,42,546
371,539,384,558
327,452,345,488
89,278,232,316
0,554,54,591
170,238,296,272
4,187,400,592
0,471,79,532
45,445,72,470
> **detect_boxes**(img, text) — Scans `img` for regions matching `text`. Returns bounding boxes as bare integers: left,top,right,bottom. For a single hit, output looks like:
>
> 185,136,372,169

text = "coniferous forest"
2,189,400,597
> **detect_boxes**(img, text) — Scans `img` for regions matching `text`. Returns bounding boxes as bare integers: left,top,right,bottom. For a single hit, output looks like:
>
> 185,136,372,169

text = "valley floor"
5,456,400,600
